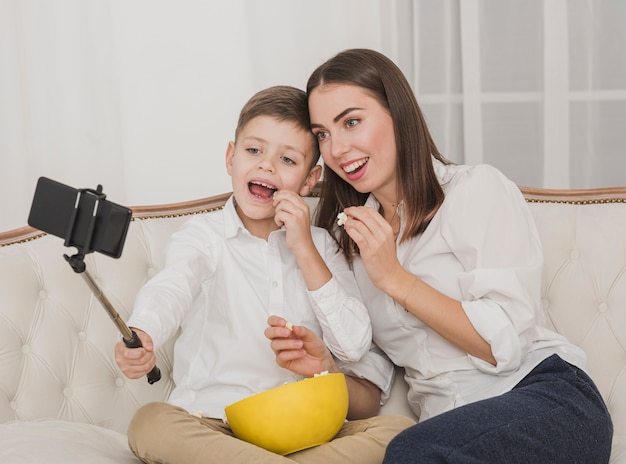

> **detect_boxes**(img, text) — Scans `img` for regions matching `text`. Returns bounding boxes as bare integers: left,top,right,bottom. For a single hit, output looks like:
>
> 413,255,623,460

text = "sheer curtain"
385,0,626,189
1,0,625,232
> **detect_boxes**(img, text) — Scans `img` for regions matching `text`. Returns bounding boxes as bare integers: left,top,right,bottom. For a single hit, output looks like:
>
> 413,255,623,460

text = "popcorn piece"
285,321,294,331
336,211,348,227
314,371,330,377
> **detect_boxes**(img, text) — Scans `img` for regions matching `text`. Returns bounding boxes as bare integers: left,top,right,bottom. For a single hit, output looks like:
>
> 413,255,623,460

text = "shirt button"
272,281,278,287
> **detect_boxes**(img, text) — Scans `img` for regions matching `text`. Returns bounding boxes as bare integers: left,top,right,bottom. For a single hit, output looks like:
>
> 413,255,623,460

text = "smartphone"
27,177,132,258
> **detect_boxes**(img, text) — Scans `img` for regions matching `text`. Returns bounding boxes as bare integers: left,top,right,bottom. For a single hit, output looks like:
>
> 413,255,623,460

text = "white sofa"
1,186,625,463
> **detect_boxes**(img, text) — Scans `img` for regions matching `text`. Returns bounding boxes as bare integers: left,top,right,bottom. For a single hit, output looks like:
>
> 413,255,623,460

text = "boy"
115,86,412,463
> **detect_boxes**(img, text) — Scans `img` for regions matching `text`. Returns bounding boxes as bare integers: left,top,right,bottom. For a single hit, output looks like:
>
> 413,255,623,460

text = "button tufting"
39,290,47,299
541,299,549,309
598,303,608,313
272,281,278,287
63,387,72,398
78,332,87,341
570,249,579,259
10,401,17,410
115,377,125,387
147,267,156,277
22,345,30,354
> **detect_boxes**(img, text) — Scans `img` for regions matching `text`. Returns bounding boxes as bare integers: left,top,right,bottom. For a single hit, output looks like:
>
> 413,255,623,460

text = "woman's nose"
329,134,349,158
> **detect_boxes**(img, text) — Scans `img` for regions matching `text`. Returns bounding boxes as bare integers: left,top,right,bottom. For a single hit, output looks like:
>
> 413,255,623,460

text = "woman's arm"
342,205,496,365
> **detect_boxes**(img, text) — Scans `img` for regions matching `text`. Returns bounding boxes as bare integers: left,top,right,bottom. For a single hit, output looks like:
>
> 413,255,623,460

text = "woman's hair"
235,85,320,167
307,48,450,259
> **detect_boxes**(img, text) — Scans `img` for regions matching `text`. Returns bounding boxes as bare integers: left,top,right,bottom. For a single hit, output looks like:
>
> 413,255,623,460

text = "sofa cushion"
0,419,139,463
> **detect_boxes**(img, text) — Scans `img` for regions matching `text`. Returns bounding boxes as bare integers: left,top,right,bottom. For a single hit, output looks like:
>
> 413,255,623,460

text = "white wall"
0,0,385,231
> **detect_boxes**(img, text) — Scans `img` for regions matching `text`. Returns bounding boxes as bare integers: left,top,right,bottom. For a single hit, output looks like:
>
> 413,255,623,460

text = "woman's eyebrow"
333,107,363,123
311,107,365,129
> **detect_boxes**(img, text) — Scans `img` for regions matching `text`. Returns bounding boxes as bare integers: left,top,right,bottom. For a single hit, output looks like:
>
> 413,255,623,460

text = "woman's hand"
342,206,404,290
265,315,339,377
114,328,157,379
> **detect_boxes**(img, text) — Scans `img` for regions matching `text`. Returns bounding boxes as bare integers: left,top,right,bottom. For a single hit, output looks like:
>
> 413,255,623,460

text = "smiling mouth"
248,181,277,200
342,157,369,175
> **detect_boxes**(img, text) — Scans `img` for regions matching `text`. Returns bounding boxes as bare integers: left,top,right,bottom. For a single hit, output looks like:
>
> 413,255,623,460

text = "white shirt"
127,196,375,419
353,161,587,421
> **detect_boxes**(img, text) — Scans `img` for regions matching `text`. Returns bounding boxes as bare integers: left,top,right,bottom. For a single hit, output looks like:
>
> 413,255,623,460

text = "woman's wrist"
381,269,419,309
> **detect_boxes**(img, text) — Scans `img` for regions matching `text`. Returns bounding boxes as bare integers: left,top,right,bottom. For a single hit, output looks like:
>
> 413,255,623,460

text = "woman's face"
309,83,397,199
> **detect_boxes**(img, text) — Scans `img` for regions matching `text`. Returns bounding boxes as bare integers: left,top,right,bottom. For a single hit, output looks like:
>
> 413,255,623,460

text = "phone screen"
27,177,132,258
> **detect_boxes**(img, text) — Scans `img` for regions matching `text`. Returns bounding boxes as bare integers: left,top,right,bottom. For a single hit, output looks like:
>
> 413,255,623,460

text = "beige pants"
128,402,415,464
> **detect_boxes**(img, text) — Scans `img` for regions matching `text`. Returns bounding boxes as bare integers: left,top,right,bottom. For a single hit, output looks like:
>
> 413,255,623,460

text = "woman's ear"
299,164,322,196
225,141,236,176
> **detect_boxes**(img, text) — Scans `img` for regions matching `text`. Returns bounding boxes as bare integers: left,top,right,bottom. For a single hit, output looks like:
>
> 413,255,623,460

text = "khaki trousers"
128,402,414,464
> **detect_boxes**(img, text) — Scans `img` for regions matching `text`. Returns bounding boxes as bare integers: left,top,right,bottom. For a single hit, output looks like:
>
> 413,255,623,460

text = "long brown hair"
307,48,450,259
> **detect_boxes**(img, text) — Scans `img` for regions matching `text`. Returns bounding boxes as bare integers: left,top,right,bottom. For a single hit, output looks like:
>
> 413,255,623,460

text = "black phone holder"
62,185,161,384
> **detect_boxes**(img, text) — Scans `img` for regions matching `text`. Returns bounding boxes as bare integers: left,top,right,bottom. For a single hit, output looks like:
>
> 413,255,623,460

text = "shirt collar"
223,195,247,239
223,195,285,241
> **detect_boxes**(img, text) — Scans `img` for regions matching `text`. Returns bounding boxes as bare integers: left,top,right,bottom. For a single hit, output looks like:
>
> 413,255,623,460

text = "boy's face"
226,115,321,228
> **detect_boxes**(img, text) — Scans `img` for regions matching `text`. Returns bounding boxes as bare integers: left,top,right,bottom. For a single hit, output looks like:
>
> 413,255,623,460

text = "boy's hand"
273,190,313,251
114,328,157,379
265,315,339,377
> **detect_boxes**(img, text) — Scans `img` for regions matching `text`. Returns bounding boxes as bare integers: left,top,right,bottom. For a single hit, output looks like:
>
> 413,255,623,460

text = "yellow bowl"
224,373,349,455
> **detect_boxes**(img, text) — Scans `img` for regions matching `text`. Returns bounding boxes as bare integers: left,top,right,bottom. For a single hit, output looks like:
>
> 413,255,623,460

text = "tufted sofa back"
0,188,625,460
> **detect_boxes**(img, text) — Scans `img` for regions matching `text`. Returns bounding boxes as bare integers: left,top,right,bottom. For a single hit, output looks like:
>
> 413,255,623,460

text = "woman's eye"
345,118,359,128
315,131,329,142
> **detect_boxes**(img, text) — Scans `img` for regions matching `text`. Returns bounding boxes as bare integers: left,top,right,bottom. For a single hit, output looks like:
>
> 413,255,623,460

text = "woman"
271,48,613,463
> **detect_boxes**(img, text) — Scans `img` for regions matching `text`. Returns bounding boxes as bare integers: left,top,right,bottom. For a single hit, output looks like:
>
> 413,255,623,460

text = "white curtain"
2,0,625,232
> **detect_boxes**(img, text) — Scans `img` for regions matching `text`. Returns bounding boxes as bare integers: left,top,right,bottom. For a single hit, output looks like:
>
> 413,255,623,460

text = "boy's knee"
128,402,178,451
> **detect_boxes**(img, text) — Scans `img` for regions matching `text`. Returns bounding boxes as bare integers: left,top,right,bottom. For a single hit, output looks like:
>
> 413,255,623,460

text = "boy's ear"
299,164,322,196
225,141,236,176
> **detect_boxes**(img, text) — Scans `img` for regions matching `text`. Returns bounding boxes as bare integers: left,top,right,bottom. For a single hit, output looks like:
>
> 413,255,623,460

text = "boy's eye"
281,156,296,165
246,147,260,155
345,118,359,128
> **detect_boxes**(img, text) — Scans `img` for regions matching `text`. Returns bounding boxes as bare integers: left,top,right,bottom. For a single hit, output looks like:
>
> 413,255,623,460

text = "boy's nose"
257,155,276,172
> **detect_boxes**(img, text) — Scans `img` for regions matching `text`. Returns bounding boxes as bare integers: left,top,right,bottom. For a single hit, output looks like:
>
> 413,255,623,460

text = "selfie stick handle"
76,266,162,384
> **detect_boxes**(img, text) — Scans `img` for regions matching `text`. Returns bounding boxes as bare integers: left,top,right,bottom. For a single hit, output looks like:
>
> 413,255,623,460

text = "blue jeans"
383,355,613,464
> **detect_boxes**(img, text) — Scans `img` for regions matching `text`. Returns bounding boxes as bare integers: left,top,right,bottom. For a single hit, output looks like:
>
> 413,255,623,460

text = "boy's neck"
235,206,280,241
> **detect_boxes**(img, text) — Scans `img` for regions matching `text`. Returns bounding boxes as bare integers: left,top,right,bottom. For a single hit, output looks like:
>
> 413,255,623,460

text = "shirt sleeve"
441,165,544,374
336,343,396,404
127,217,214,349
307,231,372,363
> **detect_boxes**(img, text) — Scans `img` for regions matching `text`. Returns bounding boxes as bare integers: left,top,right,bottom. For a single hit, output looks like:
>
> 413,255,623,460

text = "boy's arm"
273,190,331,290
274,191,372,363
265,317,391,420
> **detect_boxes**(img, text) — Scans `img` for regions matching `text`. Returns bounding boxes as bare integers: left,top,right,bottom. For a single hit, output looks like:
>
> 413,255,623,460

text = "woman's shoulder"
443,163,518,198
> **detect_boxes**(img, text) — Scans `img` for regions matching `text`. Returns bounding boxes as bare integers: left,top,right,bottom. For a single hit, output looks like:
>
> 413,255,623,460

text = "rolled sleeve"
308,277,372,363
443,165,544,373
337,344,395,404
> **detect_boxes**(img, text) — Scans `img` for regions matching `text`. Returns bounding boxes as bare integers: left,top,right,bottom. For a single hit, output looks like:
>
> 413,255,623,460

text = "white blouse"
127,196,382,419
352,161,587,421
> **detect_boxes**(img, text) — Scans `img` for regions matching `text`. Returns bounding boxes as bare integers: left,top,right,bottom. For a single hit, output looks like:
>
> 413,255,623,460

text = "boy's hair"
234,85,320,167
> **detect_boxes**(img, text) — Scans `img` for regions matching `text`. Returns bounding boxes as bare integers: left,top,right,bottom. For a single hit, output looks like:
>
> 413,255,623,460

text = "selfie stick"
63,186,161,384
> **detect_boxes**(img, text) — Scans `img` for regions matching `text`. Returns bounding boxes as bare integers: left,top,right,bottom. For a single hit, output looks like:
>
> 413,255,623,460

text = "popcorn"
285,321,294,331
336,211,348,227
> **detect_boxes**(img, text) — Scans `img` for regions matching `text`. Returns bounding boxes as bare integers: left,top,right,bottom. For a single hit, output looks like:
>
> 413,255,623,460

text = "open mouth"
342,157,369,175
248,181,277,200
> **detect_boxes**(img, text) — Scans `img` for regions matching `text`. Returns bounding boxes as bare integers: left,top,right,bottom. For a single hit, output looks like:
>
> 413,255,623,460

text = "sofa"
1,185,625,463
